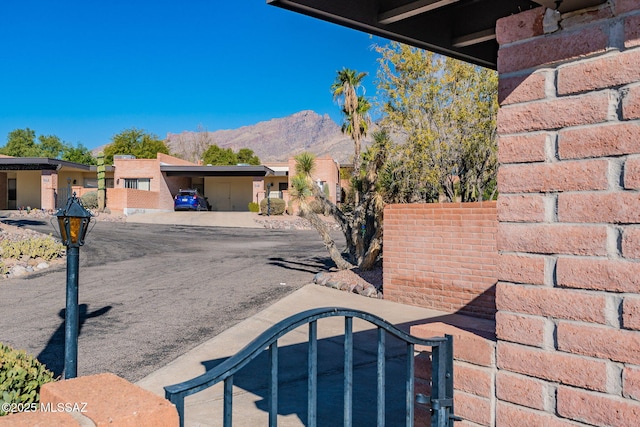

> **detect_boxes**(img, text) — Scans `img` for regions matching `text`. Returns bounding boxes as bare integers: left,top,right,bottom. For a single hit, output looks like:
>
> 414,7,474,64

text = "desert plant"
248,202,259,213
0,237,65,261
80,191,98,209
259,198,285,215
0,343,56,416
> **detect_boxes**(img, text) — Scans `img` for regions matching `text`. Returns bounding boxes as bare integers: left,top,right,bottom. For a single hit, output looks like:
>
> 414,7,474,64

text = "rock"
36,262,50,270
10,265,28,277
359,285,378,298
313,272,325,284
326,280,341,289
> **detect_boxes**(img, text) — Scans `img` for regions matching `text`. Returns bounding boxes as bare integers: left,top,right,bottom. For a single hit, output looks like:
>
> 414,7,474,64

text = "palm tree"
332,69,370,185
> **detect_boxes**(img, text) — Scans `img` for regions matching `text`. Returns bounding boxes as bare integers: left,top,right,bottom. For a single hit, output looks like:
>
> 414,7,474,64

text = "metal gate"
165,307,458,427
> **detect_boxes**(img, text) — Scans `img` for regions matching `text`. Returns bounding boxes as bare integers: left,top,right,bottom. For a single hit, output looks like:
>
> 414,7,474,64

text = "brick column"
41,170,58,212
495,1,640,425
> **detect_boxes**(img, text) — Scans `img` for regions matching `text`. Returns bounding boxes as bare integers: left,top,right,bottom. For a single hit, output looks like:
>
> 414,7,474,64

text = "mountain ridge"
165,110,366,164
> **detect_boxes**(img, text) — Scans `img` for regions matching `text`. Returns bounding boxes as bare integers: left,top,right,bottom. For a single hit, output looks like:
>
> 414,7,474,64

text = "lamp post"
55,192,92,379
267,183,273,216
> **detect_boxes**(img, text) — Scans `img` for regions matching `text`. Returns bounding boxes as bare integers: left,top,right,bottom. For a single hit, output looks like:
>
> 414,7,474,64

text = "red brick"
558,122,640,159
411,322,495,367
496,370,547,410
496,282,607,323
558,192,640,224
497,341,609,391
625,14,640,48
625,157,640,189
624,365,640,400
497,160,609,193
498,133,547,164
558,50,640,95
455,363,492,398
496,311,546,347
623,297,640,330
623,84,640,120
455,391,492,426
561,5,614,29
497,194,545,223
497,223,608,256
497,253,546,285
557,386,640,426
495,8,544,45
497,92,613,134
496,402,584,427
498,72,546,106
498,25,609,73
618,0,640,15
557,321,640,364
557,257,640,293
415,351,432,380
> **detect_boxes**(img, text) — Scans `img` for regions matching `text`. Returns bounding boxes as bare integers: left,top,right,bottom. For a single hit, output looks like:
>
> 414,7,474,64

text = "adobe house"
269,0,640,425
0,153,341,215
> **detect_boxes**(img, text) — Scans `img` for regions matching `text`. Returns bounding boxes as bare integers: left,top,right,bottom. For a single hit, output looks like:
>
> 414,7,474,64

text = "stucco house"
0,153,341,215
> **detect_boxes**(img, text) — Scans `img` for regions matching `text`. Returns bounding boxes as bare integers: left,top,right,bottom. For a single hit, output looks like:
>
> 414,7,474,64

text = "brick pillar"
495,2,640,425
41,170,58,212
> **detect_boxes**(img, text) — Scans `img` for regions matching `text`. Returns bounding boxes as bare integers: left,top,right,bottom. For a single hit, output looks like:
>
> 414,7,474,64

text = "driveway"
0,220,338,382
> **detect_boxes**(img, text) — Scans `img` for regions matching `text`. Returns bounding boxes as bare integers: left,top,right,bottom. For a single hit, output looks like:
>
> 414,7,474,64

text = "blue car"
174,189,209,211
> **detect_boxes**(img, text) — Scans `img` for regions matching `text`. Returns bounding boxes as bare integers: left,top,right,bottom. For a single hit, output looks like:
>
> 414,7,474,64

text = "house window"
84,178,115,189
124,178,151,190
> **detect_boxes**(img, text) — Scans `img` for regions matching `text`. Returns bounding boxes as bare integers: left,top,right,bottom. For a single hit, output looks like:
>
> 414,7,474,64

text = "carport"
0,157,113,210
161,164,288,211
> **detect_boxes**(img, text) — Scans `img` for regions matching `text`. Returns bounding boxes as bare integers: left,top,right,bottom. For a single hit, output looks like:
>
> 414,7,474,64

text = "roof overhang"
0,158,92,171
267,0,606,69
161,165,278,177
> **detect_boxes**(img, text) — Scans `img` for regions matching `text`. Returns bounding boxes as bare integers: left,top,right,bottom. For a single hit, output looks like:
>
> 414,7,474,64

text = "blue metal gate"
165,307,458,426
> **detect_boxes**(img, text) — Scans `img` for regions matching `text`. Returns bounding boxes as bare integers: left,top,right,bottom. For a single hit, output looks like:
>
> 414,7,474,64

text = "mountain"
166,110,369,165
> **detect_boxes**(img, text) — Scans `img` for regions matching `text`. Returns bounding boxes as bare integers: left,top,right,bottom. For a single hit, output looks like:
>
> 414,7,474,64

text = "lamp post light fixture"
55,192,93,379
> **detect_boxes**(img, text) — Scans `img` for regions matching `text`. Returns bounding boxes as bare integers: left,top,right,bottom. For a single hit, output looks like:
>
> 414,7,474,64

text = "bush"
80,191,98,209
248,202,259,213
0,237,65,261
0,343,56,416
259,198,285,215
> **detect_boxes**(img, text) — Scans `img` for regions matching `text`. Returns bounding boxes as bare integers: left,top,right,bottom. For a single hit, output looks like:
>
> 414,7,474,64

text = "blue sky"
0,0,385,150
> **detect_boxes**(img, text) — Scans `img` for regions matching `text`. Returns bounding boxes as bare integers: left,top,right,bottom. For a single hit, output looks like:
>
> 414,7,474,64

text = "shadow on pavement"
37,304,112,377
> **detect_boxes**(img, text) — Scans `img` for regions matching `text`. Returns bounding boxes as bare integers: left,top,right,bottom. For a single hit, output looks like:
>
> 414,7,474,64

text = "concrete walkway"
136,284,488,426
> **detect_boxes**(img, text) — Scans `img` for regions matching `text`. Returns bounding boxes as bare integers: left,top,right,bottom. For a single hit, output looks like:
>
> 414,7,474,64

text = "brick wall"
384,202,497,320
495,2,640,425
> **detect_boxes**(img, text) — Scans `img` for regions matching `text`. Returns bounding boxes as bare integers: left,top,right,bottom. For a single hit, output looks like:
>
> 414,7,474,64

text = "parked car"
174,189,209,211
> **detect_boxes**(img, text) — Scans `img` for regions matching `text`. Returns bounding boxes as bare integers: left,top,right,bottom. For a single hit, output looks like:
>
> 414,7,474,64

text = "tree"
62,144,97,165
202,145,238,165
103,128,169,164
331,68,370,195
375,42,498,202
201,145,261,166
1,128,39,157
290,153,352,270
291,129,388,271
236,148,260,165
38,135,65,158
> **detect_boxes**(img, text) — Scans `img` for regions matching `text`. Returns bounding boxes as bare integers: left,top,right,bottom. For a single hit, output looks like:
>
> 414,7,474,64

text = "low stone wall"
0,373,178,427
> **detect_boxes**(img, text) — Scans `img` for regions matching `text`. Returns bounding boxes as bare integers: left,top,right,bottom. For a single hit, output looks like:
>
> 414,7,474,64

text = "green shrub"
259,198,285,215
308,200,325,214
0,237,65,261
0,343,56,416
80,191,98,209
248,202,259,213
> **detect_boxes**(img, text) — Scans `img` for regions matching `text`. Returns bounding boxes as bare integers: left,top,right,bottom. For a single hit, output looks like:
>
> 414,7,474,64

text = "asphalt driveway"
0,220,338,382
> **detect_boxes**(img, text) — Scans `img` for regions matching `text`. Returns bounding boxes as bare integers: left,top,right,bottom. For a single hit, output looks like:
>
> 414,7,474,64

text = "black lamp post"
55,192,92,379
266,183,273,216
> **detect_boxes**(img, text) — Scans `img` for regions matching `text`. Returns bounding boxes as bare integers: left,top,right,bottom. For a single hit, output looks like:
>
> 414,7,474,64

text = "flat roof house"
0,153,341,215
